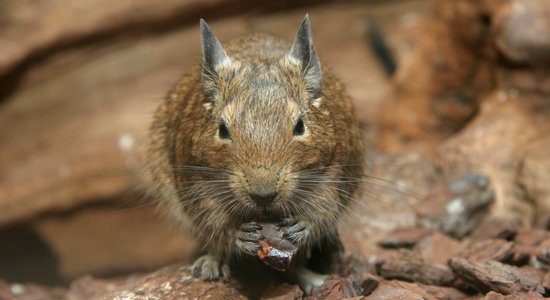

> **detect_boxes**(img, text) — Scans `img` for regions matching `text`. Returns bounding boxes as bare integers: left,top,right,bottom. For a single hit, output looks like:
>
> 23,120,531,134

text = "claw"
236,222,265,256
278,217,298,228
237,231,264,242
240,222,262,232
192,255,230,281
282,222,306,238
279,218,309,246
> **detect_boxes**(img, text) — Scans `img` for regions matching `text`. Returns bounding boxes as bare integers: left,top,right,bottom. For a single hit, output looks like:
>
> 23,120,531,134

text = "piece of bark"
261,283,303,300
340,254,380,296
378,0,495,155
342,254,378,278
509,229,550,265
65,275,129,300
508,244,535,266
448,258,544,295
377,249,455,286
98,264,246,300
469,218,523,241
481,291,544,300
535,211,550,231
354,273,380,296
0,0,342,79
535,238,550,265
518,137,550,230
342,254,382,296
519,266,545,289
414,231,464,266
458,239,514,263
34,202,196,279
306,276,361,300
378,227,433,249
542,271,550,291
492,0,550,66
515,229,550,248
258,223,298,272
365,280,466,300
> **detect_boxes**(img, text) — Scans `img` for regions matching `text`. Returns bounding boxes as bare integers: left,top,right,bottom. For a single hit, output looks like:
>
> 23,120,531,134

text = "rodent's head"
191,16,337,220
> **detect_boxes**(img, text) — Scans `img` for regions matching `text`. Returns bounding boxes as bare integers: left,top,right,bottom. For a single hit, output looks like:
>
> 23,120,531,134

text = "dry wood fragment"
535,238,550,265
469,218,523,241
542,271,550,291
413,231,464,266
306,277,361,300
377,249,455,286
482,291,544,300
354,273,380,296
510,230,550,265
458,239,514,263
365,280,466,300
448,258,544,295
341,254,380,296
261,283,303,300
378,227,433,249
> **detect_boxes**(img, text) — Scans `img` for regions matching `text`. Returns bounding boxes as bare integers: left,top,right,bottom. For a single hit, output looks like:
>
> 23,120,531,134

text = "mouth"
242,205,286,223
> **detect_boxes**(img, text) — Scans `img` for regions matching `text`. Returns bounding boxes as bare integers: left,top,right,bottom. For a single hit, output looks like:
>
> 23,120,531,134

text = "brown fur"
147,30,364,266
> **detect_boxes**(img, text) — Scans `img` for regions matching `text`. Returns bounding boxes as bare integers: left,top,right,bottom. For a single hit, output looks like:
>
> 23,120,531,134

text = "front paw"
279,218,310,246
192,255,230,282
236,222,264,256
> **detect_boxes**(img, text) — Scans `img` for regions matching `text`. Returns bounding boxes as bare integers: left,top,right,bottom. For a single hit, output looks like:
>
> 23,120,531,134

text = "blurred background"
0,0,549,296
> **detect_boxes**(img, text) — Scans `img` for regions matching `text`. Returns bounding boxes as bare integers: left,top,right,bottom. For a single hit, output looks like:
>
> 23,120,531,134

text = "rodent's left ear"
288,14,322,97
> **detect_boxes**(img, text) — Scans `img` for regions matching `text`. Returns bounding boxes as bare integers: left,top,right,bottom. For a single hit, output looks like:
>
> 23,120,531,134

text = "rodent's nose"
250,192,278,207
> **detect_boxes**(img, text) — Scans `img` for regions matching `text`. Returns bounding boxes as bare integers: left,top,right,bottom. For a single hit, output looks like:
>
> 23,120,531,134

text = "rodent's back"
148,27,365,259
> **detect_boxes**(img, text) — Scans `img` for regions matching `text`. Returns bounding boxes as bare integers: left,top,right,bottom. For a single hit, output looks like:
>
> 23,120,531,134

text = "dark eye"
218,119,230,140
293,117,305,137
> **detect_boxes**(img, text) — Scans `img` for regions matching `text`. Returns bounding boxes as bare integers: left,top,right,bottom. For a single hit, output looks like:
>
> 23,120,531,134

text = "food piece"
257,223,299,271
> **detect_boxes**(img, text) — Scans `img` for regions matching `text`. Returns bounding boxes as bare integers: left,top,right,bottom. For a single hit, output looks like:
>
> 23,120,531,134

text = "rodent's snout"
245,168,280,207
250,192,278,207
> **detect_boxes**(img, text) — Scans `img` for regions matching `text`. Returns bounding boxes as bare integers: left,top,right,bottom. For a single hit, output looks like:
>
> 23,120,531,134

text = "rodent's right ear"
200,19,231,78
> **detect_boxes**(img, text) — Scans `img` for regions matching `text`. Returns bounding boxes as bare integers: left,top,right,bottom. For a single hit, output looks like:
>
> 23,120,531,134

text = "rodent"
147,14,365,293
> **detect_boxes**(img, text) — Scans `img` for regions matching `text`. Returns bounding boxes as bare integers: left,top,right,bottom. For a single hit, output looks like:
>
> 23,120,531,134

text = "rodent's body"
147,16,364,292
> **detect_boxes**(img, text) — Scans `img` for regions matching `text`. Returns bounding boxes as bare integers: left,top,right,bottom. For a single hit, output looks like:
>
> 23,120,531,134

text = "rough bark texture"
378,0,550,225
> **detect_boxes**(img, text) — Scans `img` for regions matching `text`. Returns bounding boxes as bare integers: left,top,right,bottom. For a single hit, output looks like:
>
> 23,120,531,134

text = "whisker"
296,174,426,202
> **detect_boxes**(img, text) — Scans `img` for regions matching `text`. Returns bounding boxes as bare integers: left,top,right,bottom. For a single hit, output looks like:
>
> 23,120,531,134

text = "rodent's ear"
288,14,322,97
200,19,231,78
